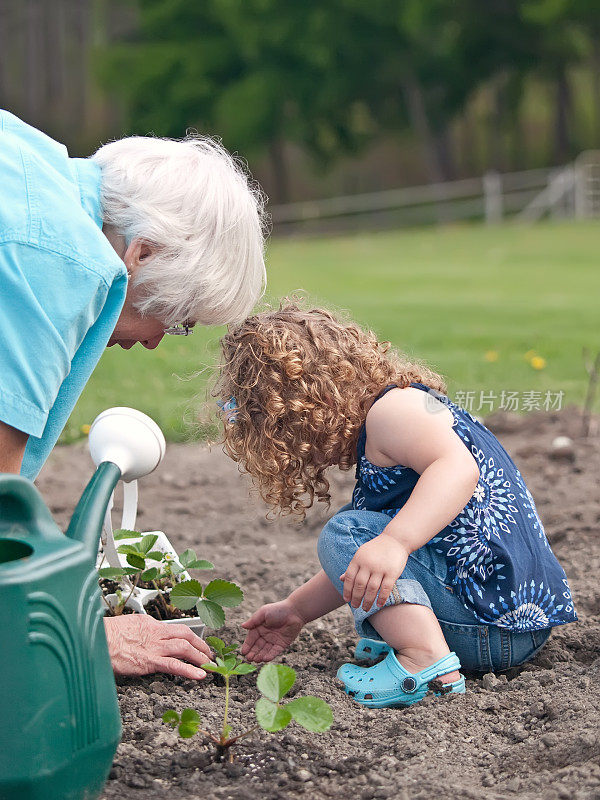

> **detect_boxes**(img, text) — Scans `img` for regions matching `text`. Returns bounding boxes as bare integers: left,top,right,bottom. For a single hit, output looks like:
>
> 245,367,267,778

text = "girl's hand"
241,599,305,662
341,535,410,612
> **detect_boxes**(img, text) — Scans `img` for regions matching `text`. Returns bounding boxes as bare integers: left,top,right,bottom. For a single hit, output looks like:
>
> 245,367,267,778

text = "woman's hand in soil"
341,535,410,611
241,600,305,662
104,615,213,679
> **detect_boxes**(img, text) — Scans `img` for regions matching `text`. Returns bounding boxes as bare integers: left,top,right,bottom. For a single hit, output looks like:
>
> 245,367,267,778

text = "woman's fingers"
164,624,213,658
162,638,213,668
155,656,206,681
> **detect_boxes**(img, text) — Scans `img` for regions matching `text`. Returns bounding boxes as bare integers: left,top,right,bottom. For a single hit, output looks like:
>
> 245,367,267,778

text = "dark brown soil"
99,577,121,595
37,407,600,800
144,592,200,621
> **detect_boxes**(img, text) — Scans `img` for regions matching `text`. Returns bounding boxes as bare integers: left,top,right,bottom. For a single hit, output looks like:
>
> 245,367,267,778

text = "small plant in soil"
162,637,333,762
98,530,243,625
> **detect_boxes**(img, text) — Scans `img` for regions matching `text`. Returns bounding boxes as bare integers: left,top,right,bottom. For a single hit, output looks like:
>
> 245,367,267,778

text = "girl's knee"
317,509,392,578
317,514,348,576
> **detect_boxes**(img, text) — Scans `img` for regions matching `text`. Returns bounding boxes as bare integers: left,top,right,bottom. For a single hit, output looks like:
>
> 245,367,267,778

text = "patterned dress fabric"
352,383,577,631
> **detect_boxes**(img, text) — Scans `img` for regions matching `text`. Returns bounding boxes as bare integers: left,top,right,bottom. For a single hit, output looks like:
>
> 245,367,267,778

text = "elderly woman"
0,110,266,680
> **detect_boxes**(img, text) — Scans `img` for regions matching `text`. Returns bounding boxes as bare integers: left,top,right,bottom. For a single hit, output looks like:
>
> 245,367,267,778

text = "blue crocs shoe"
354,637,392,661
337,649,465,708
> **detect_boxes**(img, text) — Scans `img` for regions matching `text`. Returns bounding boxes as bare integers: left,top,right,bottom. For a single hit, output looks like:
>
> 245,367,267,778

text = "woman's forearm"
0,421,28,473
287,569,345,623
383,454,479,553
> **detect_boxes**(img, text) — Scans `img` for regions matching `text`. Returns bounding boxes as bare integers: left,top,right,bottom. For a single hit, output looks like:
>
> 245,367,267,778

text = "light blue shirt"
0,111,127,479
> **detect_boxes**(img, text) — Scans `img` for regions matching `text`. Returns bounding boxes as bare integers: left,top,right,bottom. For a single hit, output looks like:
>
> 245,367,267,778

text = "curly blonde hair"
214,300,446,519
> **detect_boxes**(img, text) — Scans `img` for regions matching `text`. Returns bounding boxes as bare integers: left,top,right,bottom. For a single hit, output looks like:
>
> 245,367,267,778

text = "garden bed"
38,407,600,800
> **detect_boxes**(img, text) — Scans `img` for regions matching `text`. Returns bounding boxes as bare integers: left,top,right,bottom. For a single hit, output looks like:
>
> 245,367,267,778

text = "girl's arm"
288,569,346,620
342,387,480,611
241,570,344,662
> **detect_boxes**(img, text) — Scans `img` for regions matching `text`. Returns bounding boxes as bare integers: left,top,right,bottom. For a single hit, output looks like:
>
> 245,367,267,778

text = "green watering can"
0,408,166,800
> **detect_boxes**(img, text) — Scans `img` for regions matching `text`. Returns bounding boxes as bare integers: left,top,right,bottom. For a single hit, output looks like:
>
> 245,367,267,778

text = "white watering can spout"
88,407,166,482
88,407,166,569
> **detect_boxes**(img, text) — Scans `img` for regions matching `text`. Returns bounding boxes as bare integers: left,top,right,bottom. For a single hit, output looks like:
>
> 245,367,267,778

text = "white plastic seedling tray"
98,529,206,638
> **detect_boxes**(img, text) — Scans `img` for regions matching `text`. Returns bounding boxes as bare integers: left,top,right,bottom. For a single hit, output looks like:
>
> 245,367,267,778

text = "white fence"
269,151,600,235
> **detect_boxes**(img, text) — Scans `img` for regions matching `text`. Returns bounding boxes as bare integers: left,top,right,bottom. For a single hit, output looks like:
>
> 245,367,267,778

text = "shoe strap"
417,652,461,684
384,649,461,686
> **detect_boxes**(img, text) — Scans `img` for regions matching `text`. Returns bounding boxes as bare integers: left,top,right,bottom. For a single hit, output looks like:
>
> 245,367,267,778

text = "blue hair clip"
217,396,238,424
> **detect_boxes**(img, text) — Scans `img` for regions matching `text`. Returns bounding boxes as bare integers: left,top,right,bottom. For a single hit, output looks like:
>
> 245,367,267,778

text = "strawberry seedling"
162,637,333,762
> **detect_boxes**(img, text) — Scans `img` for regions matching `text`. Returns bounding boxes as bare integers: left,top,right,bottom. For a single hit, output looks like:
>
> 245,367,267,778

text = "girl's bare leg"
370,603,461,683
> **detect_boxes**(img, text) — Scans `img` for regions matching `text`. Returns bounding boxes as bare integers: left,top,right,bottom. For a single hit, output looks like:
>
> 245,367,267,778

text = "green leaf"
205,636,226,656
139,534,159,554
255,697,292,732
126,553,146,570
162,710,179,727
98,567,126,579
203,579,244,608
170,580,203,610
257,663,296,702
178,722,199,738
223,724,233,740
196,599,226,629
231,663,257,675
145,550,165,561
203,663,228,675
176,708,201,738
113,529,142,540
180,708,201,725
188,559,214,570
222,644,239,655
223,656,237,672
117,544,143,556
178,548,196,566
179,549,214,570
141,567,159,582
286,697,333,733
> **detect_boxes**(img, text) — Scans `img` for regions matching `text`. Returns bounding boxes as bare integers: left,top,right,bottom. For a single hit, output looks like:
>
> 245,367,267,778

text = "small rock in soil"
482,672,500,689
294,769,313,782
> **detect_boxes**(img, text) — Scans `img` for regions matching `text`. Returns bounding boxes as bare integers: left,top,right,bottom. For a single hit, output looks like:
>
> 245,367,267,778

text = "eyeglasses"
164,320,195,336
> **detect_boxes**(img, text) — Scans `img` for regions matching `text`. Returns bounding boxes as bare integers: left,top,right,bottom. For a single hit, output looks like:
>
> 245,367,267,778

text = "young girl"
216,302,577,708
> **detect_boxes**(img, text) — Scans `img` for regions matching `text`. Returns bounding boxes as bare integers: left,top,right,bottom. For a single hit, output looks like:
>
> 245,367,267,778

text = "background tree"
97,0,378,202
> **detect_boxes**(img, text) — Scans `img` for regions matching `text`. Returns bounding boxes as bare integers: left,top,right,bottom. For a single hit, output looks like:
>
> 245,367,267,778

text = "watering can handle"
66,461,122,559
0,474,59,539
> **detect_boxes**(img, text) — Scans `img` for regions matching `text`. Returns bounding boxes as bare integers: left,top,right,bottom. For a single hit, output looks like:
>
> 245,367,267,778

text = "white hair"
92,134,268,326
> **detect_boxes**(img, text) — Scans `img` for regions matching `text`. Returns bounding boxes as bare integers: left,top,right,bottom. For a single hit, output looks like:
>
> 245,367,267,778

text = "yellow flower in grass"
484,350,499,363
80,424,91,435
530,356,546,370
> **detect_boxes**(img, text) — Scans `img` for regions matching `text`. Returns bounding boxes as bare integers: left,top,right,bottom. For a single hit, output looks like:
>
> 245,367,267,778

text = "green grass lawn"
63,219,600,443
